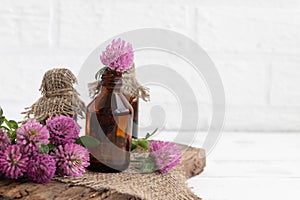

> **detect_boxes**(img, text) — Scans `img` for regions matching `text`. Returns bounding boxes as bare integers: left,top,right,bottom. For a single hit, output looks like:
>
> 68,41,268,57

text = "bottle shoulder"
87,92,133,115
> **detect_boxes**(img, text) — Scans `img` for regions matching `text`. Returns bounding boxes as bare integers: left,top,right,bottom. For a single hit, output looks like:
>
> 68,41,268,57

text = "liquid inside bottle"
86,70,133,172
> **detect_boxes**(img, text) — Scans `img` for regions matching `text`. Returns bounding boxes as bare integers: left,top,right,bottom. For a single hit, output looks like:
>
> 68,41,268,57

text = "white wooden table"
185,132,300,200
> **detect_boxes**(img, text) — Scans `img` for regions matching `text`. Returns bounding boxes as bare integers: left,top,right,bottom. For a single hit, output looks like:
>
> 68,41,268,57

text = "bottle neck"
101,69,122,92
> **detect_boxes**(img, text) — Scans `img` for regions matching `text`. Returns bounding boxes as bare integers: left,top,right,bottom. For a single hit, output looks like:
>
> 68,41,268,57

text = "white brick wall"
0,0,299,132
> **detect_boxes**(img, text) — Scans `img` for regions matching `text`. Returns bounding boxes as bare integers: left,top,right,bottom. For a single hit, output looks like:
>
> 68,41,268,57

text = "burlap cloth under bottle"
54,164,201,200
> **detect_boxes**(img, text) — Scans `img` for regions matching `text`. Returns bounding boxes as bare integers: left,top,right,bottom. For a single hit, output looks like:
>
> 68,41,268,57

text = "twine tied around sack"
88,63,150,102
22,68,86,124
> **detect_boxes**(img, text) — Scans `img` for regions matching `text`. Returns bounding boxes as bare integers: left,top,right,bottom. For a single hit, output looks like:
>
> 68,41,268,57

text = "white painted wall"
0,0,299,132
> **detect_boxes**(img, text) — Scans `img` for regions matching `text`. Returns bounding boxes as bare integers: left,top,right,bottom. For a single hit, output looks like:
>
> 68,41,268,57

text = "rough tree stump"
0,145,205,200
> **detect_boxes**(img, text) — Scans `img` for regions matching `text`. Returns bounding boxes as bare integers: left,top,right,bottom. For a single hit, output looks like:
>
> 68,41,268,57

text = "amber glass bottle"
86,69,133,172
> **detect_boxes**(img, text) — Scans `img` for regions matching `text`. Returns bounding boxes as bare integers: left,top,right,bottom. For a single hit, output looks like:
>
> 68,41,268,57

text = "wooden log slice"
0,145,205,200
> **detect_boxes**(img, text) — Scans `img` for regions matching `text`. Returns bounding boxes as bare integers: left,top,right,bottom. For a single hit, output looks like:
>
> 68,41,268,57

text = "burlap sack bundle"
22,68,86,124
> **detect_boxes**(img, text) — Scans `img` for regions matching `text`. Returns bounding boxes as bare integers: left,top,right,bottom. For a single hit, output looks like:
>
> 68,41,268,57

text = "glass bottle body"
86,72,133,172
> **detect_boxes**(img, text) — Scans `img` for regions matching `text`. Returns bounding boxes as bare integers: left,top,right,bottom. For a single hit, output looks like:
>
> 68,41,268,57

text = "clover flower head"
27,153,56,184
0,145,28,179
46,116,80,145
100,38,134,72
17,120,49,154
150,141,181,173
51,143,89,177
